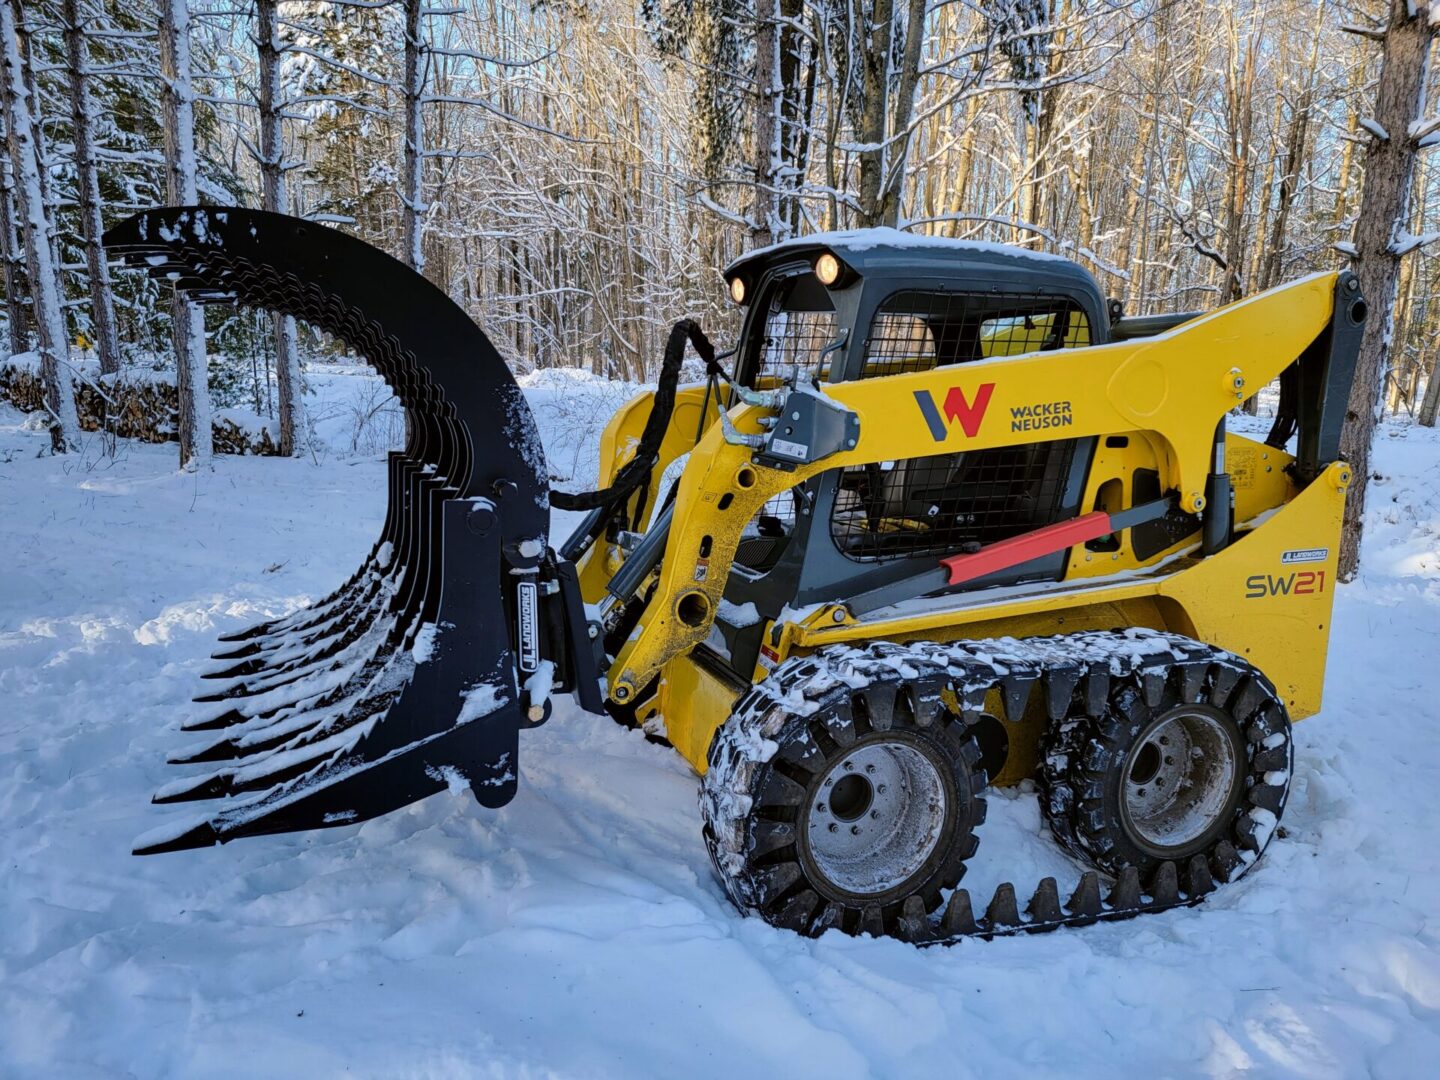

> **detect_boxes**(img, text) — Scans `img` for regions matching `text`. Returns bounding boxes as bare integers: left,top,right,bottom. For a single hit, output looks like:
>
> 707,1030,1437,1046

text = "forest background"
3,0,1439,570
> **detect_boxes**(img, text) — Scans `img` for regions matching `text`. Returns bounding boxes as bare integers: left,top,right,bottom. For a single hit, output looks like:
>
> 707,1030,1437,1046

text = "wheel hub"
1122,707,1240,853
804,739,949,897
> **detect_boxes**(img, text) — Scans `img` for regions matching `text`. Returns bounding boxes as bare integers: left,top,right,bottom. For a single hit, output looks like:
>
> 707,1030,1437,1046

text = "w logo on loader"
914,383,995,441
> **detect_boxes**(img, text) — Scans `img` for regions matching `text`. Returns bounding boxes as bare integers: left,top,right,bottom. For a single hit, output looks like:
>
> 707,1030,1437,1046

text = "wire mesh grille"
747,273,840,385
831,442,1079,561
735,488,802,572
861,290,1090,376
755,307,839,385
833,289,1090,563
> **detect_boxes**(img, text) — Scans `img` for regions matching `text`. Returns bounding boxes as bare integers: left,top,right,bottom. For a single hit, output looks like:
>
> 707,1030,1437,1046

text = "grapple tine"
152,773,230,805
109,207,549,853
134,820,220,855
209,638,265,660
192,588,394,701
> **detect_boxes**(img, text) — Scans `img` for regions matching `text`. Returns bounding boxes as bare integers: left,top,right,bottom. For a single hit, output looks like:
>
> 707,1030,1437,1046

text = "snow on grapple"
109,207,1364,944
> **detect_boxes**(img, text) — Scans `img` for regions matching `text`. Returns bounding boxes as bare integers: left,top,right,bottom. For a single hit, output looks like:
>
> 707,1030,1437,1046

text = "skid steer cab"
110,209,1363,944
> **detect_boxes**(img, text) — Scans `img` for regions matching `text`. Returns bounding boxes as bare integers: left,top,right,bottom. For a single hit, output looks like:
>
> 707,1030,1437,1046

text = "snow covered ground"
2,369,1438,1078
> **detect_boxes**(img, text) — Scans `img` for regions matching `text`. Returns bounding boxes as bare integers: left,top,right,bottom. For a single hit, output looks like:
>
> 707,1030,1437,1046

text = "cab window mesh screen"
831,442,1079,561
750,274,838,384
736,487,803,573
835,289,1089,563
861,290,1090,377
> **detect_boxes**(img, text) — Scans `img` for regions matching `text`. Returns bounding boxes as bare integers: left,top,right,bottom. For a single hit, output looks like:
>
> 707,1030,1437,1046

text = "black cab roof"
724,227,1104,311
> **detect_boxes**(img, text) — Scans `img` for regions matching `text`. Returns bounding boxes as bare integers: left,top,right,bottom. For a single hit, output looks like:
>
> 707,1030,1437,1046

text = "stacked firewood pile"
0,360,279,455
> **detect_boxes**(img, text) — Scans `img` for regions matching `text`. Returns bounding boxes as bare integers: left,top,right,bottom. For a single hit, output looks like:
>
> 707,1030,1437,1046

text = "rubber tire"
701,645,988,937
1039,644,1293,881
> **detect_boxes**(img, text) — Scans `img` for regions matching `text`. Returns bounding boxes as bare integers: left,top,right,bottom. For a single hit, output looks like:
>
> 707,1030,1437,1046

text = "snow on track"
2,374,1439,1078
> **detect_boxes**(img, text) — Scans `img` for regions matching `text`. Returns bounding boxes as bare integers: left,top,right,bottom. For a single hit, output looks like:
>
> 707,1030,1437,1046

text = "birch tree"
0,125,24,355
159,0,212,468
401,0,425,270
0,0,81,451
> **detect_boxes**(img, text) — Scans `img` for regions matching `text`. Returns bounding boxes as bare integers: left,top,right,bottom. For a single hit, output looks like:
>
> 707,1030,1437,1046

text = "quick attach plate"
754,387,861,472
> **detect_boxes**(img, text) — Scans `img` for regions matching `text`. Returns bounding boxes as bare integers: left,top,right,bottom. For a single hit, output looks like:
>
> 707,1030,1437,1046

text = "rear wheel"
702,645,987,937
1040,644,1292,881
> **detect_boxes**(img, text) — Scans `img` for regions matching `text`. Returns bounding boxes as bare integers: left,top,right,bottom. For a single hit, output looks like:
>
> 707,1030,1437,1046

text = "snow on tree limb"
1390,230,1440,256
1339,23,1388,42
1410,114,1440,145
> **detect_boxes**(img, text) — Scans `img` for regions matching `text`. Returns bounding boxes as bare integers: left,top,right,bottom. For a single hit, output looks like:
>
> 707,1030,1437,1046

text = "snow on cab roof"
725,225,1085,282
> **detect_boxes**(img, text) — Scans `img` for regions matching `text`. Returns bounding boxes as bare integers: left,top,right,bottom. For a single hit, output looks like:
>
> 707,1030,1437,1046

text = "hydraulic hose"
550,319,717,513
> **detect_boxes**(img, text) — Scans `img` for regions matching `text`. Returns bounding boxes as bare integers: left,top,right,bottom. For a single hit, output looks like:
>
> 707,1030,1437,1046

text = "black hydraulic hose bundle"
550,319,718,515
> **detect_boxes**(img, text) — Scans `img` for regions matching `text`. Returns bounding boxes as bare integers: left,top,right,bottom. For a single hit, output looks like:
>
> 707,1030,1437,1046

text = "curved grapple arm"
106,207,550,854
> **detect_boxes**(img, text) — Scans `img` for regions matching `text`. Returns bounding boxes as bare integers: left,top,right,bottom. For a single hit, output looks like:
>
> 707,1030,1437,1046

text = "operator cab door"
713,272,1101,675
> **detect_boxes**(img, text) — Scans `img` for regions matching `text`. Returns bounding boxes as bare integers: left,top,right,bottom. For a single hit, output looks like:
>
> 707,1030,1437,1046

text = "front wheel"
701,645,987,937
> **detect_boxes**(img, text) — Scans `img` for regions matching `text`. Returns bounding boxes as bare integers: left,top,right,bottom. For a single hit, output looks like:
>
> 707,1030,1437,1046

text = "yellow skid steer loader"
108,209,1363,943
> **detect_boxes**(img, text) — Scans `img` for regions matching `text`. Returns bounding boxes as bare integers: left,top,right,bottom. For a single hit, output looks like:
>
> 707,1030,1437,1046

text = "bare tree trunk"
752,0,780,244
1,0,80,451
1337,1,1434,580
159,0,212,468
1257,90,1311,293
878,0,927,228
402,0,425,271
0,134,24,355
781,0,810,237
1219,7,1259,305
1258,5,1324,295
1419,350,1440,427
256,0,304,455
13,3,58,277
61,0,121,377
854,0,895,227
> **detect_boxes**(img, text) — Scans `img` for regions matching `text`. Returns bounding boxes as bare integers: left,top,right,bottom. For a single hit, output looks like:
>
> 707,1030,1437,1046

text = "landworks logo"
914,382,1076,441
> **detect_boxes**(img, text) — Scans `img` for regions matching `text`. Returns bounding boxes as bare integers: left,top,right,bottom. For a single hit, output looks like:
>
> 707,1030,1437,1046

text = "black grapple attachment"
106,207,597,854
